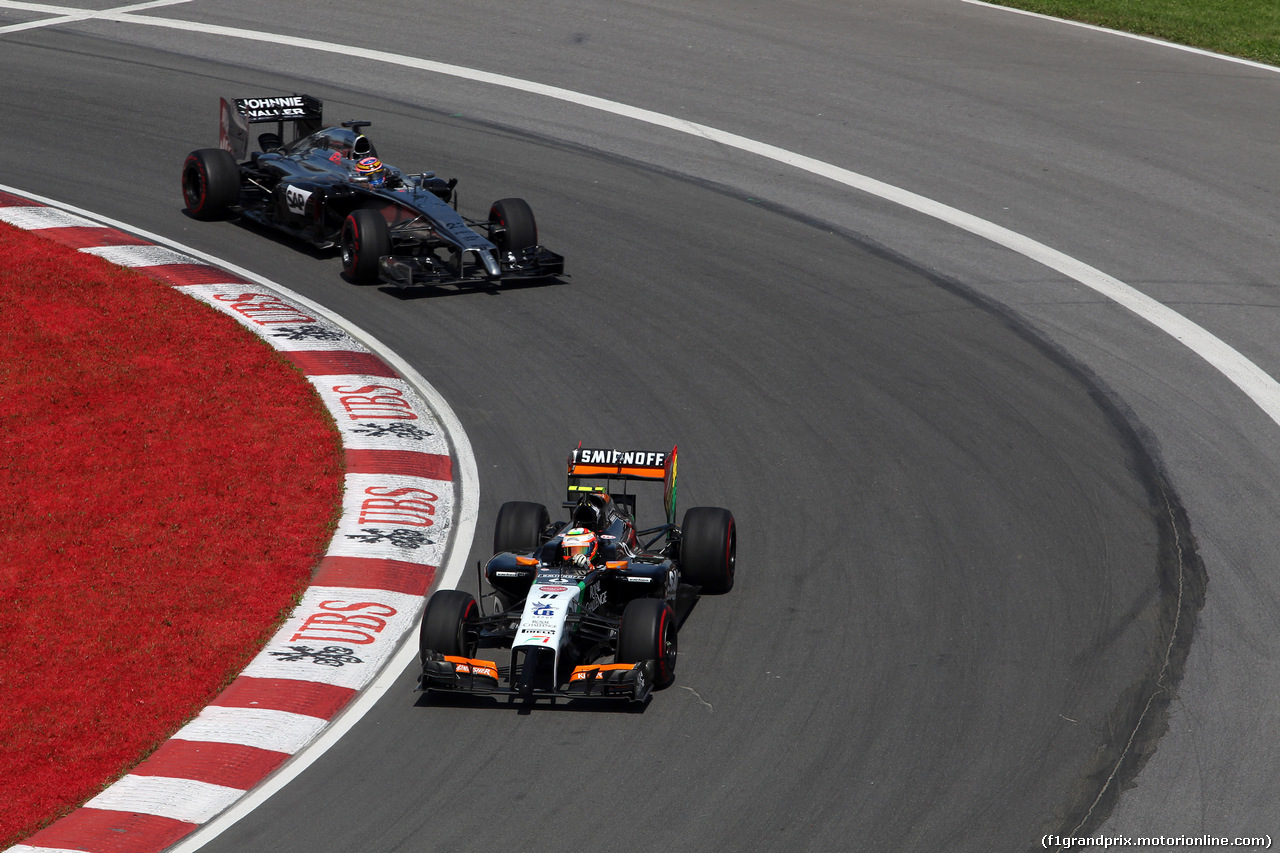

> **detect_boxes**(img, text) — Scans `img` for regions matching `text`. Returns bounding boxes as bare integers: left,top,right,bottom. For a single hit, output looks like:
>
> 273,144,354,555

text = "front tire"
341,208,390,283
680,507,736,594
617,598,677,689
488,198,538,254
182,148,239,220
419,589,478,664
493,501,550,553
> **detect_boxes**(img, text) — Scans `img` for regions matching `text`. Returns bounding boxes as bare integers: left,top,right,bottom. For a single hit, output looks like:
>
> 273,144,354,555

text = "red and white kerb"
0,191,457,853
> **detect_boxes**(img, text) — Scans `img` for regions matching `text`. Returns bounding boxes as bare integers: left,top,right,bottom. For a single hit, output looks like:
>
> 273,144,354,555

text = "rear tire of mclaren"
488,198,538,254
493,500,550,553
617,598,677,689
680,507,736,595
341,208,390,283
419,589,478,665
182,148,239,220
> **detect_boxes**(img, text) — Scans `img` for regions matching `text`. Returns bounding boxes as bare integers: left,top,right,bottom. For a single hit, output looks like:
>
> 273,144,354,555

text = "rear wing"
567,444,678,526
218,94,324,160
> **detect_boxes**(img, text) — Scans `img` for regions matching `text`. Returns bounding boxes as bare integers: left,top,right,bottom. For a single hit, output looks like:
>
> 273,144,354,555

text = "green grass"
988,0,1280,66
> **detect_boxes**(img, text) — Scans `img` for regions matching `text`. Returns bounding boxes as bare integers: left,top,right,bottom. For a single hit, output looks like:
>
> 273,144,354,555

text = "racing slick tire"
617,597,677,689
419,589,479,665
340,208,390,283
493,500,550,553
488,198,538,254
680,507,737,595
182,148,239,220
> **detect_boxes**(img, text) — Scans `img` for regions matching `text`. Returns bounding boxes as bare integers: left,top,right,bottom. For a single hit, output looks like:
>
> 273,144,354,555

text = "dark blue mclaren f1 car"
181,94,564,287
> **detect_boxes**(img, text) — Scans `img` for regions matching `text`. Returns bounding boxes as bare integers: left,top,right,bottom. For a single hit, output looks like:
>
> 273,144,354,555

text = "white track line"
4,4,1276,845
3,2,1277,429
0,0,186,34
961,0,1280,75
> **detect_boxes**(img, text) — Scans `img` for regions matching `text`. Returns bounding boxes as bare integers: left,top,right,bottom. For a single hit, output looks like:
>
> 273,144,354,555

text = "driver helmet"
562,527,598,564
354,156,386,187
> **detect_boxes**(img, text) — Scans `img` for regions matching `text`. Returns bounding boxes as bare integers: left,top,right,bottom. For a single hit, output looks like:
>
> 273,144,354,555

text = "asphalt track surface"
5,1,1280,850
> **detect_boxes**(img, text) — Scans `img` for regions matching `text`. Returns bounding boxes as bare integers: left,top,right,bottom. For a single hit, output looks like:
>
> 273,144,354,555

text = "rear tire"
617,598,677,689
493,501,550,553
182,148,239,220
341,208,390,283
680,507,736,594
488,198,538,254
419,589,478,664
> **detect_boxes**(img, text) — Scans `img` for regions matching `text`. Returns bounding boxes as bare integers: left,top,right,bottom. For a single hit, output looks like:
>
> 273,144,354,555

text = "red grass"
0,222,345,847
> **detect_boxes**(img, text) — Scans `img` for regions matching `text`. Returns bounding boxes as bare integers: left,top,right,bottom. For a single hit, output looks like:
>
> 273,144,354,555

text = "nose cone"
481,249,502,280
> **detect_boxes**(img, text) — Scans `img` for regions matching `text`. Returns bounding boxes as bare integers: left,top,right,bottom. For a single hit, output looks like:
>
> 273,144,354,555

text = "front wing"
418,652,654,703
379,245,565,287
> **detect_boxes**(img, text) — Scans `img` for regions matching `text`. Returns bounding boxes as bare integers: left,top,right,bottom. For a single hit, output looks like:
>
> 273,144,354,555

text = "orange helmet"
561,527,598,563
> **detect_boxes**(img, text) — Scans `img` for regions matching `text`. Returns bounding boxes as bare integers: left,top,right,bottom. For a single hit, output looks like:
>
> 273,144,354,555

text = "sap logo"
284,185,311,214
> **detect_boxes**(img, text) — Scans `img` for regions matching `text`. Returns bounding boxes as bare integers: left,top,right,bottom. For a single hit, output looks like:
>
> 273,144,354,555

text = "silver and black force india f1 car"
418,444,737,705
180,94,564,287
